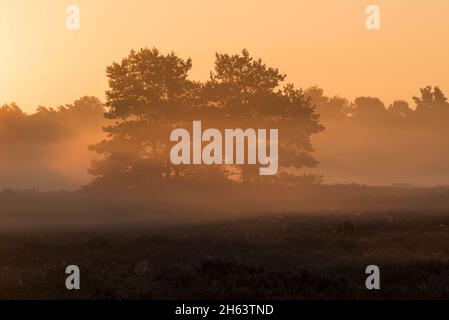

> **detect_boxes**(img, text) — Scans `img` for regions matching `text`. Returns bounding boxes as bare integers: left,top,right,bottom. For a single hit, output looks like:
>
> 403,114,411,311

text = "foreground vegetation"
1,208,448,299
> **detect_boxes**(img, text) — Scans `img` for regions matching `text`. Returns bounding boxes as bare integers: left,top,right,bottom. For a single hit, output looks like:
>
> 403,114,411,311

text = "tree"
413,86,448,112
305,86,349,120
89,48,324,187
89,48,200,187
200,49,324,183
388,100,413,119
352,97,387,119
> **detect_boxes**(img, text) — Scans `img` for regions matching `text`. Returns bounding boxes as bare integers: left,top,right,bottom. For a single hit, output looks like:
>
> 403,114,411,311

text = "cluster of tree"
307,85,449,123
0,97,106,190
305,86,449,186
88,48,324,188
0,96,104,144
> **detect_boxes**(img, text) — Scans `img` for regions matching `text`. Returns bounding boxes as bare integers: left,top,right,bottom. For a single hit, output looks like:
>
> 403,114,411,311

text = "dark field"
1,210,449,299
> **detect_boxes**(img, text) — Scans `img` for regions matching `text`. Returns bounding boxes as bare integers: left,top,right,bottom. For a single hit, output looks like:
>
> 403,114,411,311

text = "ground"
1,211,449,299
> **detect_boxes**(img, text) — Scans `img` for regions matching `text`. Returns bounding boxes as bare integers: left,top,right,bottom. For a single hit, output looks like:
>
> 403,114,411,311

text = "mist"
0,96,107,190
305,86,449,187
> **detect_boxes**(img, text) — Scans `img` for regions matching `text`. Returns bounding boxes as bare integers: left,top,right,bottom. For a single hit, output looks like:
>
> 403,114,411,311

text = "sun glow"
0,13,12,104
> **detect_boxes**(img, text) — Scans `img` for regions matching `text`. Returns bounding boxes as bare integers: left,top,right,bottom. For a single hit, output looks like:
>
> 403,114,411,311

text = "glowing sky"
1,0,448,112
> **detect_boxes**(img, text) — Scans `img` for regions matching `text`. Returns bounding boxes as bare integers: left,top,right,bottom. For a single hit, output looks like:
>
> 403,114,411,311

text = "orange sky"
1,0,448,113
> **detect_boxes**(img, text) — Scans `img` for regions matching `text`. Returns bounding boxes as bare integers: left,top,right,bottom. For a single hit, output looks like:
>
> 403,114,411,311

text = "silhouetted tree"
305,86,349,120
89,48,200,187
203,49,324,183
89,48,324,187
413,86,448,113
352,97,387,119
388,100,413,119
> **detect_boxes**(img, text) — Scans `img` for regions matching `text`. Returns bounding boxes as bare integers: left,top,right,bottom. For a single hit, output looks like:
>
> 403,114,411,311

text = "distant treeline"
306,85,449,186
0,97,106,190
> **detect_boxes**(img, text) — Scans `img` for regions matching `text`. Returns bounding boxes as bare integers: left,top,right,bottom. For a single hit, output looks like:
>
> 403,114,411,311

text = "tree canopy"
89,48,324,188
